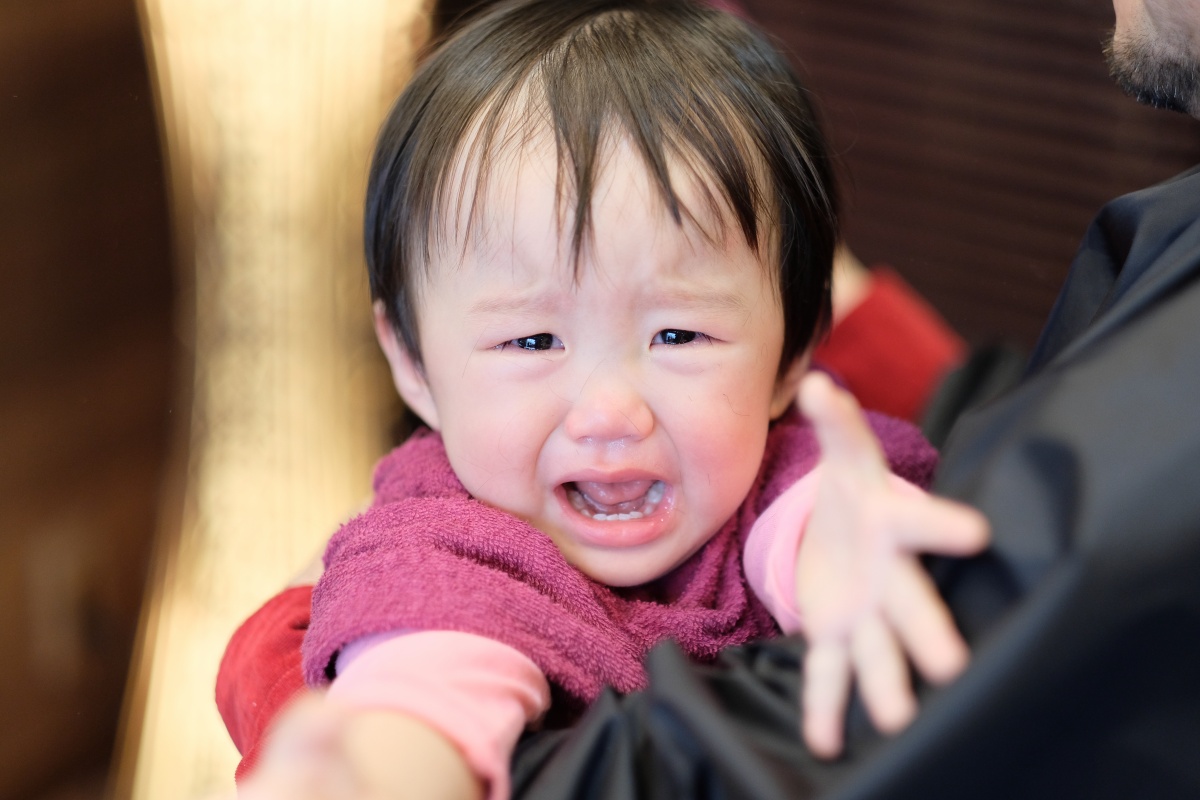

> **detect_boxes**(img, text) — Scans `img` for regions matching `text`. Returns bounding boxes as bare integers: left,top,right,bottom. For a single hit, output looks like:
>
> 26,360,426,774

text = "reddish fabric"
303,410,934,710
814,267,966,422
304,422,791,705
218,410,935,781
215,584,313,782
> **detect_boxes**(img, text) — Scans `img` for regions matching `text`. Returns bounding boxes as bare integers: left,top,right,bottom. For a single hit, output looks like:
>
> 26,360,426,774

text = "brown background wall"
759,0,1200,347
0,1,1197,798
0,0,173,798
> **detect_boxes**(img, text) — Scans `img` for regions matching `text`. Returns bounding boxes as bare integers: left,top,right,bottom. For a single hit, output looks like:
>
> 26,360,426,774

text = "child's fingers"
799,372,888,479
888,494,991,556
802,638,853,759
884,556,970,684
850,614,917,735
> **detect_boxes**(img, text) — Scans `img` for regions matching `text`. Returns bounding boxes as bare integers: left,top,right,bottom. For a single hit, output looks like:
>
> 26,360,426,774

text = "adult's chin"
1104,28,1200,115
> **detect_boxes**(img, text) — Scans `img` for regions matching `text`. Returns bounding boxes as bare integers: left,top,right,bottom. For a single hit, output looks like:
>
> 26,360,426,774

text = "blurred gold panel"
116,1,430,797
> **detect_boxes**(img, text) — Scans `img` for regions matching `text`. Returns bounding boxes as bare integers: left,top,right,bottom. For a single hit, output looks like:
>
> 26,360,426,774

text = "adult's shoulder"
934,160,1200,609
920,166,1200,797
1095,162,1200,256
1028,163,1200,372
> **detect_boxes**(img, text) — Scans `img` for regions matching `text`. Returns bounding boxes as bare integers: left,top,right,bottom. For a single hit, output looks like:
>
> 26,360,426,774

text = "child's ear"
769,351,812,419
373,301,441,431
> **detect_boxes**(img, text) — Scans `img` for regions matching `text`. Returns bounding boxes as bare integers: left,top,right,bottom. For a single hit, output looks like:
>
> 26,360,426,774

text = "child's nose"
563,368,654,444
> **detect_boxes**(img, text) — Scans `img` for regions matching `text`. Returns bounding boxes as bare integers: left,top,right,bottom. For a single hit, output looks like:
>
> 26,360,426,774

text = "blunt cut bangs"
365,0,839,374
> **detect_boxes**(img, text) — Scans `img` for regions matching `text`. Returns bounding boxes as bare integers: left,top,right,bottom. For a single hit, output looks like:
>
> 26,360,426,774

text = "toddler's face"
383,135,800,587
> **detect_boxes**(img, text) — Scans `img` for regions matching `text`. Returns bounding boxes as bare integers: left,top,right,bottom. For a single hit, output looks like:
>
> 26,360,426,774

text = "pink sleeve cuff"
743,470,926,634
328,631,550,800
743,470,820,633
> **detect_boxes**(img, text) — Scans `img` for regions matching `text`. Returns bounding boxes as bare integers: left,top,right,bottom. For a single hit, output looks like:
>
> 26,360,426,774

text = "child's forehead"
426,131,779,317
431,110,760,279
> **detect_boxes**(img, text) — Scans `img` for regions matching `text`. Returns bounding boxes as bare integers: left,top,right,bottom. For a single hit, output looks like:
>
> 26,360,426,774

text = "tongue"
574,479,654,511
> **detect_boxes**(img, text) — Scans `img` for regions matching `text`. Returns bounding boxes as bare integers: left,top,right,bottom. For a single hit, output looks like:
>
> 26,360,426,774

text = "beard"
1104,27,1200,115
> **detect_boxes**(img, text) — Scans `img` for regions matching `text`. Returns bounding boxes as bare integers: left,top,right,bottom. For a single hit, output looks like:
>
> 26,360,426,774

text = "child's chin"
569,547,676,589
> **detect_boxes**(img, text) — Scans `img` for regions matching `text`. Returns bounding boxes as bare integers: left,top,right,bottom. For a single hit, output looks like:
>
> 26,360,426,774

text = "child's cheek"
700,355,778,425
489,396,553,472
697,366,777,471
441,382,557,510
689,382,770,467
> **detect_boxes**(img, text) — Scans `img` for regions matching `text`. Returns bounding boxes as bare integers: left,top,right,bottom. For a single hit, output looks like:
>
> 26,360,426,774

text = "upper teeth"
568,480,665,521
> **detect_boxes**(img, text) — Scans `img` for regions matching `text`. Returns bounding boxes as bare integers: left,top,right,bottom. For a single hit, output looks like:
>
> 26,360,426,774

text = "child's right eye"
499,333,560,351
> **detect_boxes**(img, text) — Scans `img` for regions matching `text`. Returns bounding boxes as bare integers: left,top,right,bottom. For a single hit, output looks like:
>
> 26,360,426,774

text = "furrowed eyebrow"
465,285,751,318
467,292,563,319
642,286,751,314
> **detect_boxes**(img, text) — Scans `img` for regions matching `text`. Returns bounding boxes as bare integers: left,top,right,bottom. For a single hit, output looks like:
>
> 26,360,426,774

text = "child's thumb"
799,372,886,478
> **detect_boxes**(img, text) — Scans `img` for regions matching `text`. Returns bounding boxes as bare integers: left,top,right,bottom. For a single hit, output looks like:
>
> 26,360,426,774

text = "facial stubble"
1104,26,1200,115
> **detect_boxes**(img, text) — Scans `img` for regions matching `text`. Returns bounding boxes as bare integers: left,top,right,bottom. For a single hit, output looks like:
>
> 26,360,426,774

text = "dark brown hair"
366,0,838,375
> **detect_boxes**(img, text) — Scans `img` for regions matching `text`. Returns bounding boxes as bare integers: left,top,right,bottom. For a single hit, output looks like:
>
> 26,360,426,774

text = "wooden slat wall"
752,0,1200,346
0,0,173,797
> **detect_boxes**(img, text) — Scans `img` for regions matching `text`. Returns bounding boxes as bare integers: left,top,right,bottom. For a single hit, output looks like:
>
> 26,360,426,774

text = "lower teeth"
568,481,664,521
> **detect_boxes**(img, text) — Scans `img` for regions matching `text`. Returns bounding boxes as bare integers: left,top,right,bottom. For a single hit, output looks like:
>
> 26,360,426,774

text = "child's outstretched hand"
795,372,989,759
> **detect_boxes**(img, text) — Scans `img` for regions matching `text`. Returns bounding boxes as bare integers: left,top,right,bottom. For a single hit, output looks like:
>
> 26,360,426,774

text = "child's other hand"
795,372,989,759
238,694,356,800
239,692,483,800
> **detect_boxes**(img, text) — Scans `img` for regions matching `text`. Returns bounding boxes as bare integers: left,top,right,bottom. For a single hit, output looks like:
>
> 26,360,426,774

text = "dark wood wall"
0,1,173,797
754,0,1200,347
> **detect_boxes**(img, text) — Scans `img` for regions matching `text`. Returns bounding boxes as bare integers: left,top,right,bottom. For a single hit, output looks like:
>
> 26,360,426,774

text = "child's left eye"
652,329,708,345
498,333,561,351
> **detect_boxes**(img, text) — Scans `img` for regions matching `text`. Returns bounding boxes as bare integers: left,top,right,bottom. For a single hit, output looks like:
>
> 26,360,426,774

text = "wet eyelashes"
509,333,559,351
498,329,708,351
653,329,701,345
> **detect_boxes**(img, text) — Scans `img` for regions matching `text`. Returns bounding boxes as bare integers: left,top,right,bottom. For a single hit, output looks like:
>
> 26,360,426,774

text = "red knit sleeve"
215,584,313,782
813,267,965,422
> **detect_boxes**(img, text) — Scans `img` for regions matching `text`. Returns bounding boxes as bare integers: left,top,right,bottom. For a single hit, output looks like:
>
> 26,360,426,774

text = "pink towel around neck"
302,407,936,714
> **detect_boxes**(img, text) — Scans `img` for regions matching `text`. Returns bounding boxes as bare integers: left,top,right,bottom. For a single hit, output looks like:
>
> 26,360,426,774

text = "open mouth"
564,479,667,521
